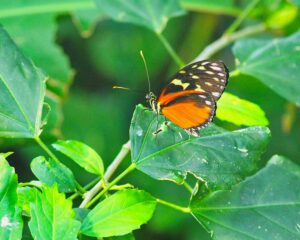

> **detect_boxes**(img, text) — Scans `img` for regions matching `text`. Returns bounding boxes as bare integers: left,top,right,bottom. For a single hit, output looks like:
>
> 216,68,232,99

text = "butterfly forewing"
157,60,229,136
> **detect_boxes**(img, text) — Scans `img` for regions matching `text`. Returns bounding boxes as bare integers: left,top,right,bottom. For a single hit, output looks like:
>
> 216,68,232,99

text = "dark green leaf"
0,155,23,240
30,156,77,193
0,27,46,138
233,30,300,106
191,155,300,240
81,189,157,237
29,185,81,240
96,0,186,33
217,93,269,126
17,187,38,216
52,140,104,176
130,104,270,190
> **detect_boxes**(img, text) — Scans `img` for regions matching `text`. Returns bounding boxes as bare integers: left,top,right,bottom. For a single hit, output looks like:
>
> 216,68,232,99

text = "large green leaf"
217,93,269,126
233,30,300,106
29,185,81,240
52,140,104,176
30,156,77,193
130,105,270,190
0,27,46,138
180,0,239,15
81,189,156,237
191,155,300,240
95,0,186,33
0,154,23,240
1,14,72,135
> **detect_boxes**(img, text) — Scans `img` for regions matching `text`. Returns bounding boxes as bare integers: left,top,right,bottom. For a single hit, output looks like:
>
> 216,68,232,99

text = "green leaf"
52,140,104,176
233,30,300,106
180,0,239,15
81,189,156,237
17,187,38,216
1,14,72,135
217,92,269,126
30,156,77,193
95,0,186,33
29,185,81,240
190,155,300,240
0,27,46,138
0,155,23,240
130,104,270,190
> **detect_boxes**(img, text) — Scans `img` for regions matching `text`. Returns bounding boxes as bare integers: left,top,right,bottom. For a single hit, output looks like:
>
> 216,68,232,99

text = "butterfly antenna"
140,50,151,93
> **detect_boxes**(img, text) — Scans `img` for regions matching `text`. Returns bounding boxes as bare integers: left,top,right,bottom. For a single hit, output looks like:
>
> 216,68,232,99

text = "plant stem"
68,177,101,201
85,163,136,208
156,198,191,213
156,32,185,68
193,23,266,61
183,181,193,194
34,136,59,162
79,140,131,208
225,0,261,35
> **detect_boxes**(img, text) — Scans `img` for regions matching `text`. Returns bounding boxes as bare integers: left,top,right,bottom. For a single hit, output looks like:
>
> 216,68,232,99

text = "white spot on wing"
192,75,200,79
197,66,206,70
212,92,220,97
210,66,222,71
205,100,212,105
199,95,207,99
218,72,225,77
206,71,214,75
202,61,210,65
205,82,213,86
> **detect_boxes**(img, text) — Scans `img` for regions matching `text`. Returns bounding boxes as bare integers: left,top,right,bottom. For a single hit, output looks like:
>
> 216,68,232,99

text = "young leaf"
30,156,77,193
81,189,157,237
95,0,186,33
0,27,46,138
217,92,269,126
0,155,23,240
130,104,270,190
190,155,300,240
17,187,38,216
52,140,104,176
233,30,300,106
29,185,81,240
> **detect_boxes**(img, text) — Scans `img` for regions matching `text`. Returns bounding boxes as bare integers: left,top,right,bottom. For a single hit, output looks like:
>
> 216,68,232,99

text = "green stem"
85,163,136,208
156,198,191,213
225,0,261,35
183,181,193,194
194,23,266,61
34,137,59,162
156,32,185,68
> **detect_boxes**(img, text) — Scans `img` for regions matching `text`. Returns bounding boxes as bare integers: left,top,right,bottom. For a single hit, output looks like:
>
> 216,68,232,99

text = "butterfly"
146,60,229,137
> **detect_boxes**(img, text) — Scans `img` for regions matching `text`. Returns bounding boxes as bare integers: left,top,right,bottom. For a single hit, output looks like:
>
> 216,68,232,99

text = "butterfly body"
147,60,229,136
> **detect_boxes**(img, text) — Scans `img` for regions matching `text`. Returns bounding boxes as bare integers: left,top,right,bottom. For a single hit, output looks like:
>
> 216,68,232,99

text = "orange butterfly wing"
157,60,229,136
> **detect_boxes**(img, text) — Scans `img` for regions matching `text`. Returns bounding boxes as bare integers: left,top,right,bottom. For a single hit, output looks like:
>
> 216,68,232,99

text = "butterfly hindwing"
157,60,229,136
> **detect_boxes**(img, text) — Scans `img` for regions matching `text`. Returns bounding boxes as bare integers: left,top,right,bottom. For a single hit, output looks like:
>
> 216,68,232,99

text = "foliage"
0,0,300,239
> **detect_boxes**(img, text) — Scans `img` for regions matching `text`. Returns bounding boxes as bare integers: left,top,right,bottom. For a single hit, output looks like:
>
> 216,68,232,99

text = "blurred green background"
1,0,300,239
